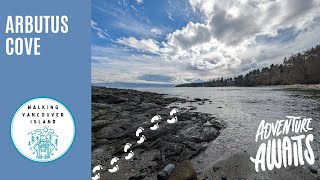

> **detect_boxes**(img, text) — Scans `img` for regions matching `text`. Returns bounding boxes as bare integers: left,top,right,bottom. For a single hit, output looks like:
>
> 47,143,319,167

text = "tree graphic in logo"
27,126,58,159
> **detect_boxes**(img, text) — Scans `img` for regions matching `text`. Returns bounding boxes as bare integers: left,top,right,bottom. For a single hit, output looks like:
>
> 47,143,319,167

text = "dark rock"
158,164,176,180
211,121,224,130
129,172,147,180
153,152,162,161
212,166,220,172
95,138,109,145
170,106,179,109
140,102,158,110
92,94,126,104
190,107,197,110
180,126,220,143
92,120,108,131
168,161,197,180
194,98,202,101
310,167,318,174
203,121,213,127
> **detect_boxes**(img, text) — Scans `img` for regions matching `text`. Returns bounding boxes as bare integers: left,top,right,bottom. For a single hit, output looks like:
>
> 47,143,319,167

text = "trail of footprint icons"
106,108,179,173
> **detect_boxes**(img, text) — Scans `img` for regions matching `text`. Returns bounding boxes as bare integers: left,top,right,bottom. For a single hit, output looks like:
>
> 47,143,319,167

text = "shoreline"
276,84,320,90
91,86,320,180
91,86,224,179
174,83,320,89
95,83,320,91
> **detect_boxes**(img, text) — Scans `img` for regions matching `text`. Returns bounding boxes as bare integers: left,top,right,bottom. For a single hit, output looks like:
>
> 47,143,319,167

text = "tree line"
177,45,320,87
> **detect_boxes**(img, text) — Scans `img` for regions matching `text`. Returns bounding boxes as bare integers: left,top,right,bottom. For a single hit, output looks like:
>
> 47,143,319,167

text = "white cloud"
119,0,320,77
116,37,160,54
188,0,215,18
91,46,198,84
167,12,174,21
150,28,162,35
93,4,160,38
94,0,320,84
91,20,110,39
131,5,138,12
136,0,143,5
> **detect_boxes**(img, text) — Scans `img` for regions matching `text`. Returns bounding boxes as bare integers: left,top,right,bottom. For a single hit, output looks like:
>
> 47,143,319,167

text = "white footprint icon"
167,118,177,124
110,157,119,165
135,127,144,137
92,165,103,173
150,123,159,130
123,143,132,153
92,173,100,180
137,135,146,144
170,108,178,116
125,151,134,160
108,165,119,173
92,165,103,180
151,115,161,123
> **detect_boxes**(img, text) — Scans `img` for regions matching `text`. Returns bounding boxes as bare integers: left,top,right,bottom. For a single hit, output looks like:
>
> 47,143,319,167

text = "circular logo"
11,97,75,162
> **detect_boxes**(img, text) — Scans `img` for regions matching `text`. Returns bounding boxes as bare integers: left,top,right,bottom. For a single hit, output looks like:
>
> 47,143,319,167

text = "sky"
91,0,320,86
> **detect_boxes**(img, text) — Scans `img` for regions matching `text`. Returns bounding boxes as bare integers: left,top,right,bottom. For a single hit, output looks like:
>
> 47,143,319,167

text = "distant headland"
177,45,320,87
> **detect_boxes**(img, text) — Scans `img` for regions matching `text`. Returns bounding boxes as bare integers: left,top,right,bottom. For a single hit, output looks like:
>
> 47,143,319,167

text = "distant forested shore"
177,45,320,87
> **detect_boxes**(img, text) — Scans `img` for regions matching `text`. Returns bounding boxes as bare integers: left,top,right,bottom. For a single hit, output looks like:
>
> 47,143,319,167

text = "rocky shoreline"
91,86,225,179
279,83,320,90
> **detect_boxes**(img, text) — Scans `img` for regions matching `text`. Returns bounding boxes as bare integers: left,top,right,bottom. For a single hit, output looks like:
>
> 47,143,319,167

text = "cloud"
166,0,202,23
138,74,175,82
207,6,259,45
150,28,162,35
188,0,215,18
91,20,110,40
119,0,320,74
93,0,320,84
181,0,319,46
136,0,144,5
92,1,173,39
116,37,160,54
166,21,210,50
91,45,198,84
92,4,154,38
131,5,138,12
167,12,174,21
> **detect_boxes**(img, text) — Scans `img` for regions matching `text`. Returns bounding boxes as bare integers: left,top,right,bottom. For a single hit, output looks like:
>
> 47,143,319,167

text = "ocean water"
136,87,320,171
